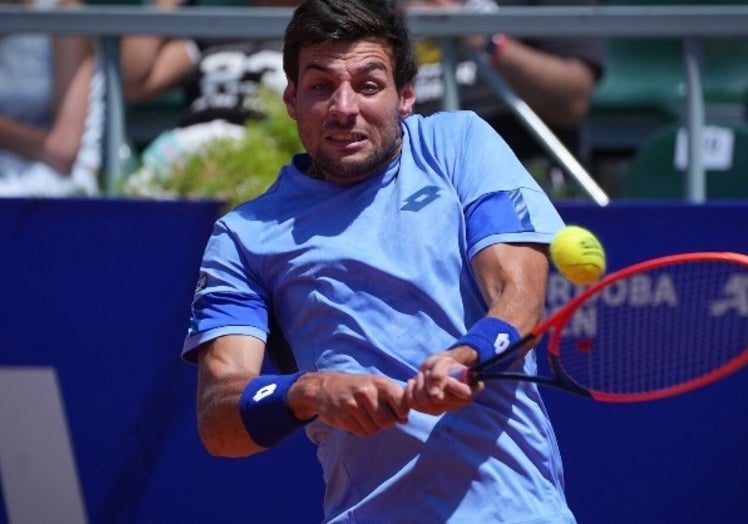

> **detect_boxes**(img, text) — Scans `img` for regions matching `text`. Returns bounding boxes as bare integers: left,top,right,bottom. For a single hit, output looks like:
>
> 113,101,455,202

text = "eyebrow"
302,61,390,77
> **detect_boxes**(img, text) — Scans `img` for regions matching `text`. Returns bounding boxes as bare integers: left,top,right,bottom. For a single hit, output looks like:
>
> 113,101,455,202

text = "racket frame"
468,251,748,402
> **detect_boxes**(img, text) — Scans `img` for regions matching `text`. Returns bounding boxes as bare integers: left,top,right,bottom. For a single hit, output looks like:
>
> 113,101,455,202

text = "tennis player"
182,0,573,521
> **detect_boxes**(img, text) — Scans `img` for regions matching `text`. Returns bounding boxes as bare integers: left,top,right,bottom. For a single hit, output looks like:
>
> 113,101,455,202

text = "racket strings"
556,259,748,398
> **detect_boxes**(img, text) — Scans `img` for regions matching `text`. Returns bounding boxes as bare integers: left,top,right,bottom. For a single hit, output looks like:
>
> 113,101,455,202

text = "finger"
407,372,430,412
352,388,401,432
442,374,475,401
370,376,410,423
384,389,410,422
423,369,446,400
410,373,453,415
430,355,462,378
345,401,381,436
403,377,421,412
409,369,480,414
418,354,439,373
380,399,409,426
318,399,372,436
448,367,470,383
411,371,433,408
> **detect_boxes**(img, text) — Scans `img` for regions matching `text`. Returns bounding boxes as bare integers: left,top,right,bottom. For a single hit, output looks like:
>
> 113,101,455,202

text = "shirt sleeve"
181,218,270,363
449,111,565,258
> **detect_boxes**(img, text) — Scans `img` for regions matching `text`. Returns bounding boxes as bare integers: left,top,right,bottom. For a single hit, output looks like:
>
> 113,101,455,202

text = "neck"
305,160,323,180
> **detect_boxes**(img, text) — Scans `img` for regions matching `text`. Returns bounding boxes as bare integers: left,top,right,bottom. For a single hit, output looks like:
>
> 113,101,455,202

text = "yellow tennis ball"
550,225,606,285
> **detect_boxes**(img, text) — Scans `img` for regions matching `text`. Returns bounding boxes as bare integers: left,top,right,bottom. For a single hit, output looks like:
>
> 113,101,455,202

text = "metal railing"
2,4,748,203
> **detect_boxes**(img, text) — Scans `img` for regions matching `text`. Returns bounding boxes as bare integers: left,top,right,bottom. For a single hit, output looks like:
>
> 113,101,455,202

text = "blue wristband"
451,317,521,364
238,372,312,448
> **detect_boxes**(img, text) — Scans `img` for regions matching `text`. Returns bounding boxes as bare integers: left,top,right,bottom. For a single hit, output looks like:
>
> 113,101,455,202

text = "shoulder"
403,110,489,143
219,161,299,226
404,110,502,147
404,110,480,129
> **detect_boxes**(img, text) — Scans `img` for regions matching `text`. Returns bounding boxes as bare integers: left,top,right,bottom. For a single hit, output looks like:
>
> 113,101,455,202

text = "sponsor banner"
1,199,746,524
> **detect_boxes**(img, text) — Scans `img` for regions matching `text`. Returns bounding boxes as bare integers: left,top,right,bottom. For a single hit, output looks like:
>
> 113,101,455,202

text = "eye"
358,82,382,95
309,82,331,93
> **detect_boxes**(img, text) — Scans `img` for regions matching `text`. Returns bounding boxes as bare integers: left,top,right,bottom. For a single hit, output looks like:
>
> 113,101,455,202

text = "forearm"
0,116,80,173
197,373,264,457
53,34,93,109
121,36,169,97
121,0,196,102
140,39,196,99
49,52,95,172
492,37,596,128
472,243,549,336
196,336,267,457
484,276,546,336
121,38,195,102
0,117,45,159
3,34,98,174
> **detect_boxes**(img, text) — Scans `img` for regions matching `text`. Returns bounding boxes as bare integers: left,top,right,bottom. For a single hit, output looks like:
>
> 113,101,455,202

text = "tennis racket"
464,251,748,403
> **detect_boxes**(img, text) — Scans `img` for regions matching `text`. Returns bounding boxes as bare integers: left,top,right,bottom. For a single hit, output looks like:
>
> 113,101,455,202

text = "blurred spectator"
119,0,195,105
0,0,103,196
120,0,298,184
403,0,605,193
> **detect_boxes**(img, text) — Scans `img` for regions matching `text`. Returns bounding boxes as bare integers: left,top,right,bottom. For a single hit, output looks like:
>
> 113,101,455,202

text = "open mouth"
327,132,367,145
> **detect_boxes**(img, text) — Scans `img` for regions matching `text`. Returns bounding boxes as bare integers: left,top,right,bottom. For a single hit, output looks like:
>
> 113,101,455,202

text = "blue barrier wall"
1,198,746,524
549,203,748,524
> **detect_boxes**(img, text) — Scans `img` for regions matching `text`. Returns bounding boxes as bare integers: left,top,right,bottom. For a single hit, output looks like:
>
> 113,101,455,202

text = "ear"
398,82,416,119
283,81,298,120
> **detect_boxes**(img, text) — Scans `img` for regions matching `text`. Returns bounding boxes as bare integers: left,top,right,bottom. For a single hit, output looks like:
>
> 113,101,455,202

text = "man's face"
284,38,415,185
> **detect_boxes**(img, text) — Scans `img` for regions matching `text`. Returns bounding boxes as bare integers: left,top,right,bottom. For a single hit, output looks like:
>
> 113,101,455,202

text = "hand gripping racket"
465,251,748,403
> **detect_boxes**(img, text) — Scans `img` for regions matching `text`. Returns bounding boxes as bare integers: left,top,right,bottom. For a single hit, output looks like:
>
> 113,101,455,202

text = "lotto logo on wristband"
253,383,278,402
451,317,520,364
239,372,311,448
493,332,512,354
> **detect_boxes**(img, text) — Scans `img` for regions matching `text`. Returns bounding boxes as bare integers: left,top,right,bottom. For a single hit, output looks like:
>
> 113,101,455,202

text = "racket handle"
449,367,478,385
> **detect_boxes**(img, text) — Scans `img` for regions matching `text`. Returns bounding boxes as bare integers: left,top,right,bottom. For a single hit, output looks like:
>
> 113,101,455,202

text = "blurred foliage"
121,87,303,212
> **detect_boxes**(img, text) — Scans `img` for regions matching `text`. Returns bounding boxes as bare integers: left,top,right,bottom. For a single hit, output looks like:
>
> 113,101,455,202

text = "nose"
329,83,359,120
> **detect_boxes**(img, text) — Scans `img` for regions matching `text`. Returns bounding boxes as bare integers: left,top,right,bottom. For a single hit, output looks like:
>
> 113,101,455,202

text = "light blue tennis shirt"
183,111,574,523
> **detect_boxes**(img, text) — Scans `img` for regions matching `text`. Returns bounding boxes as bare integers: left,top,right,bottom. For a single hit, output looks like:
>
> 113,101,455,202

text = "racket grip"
449,367,478,385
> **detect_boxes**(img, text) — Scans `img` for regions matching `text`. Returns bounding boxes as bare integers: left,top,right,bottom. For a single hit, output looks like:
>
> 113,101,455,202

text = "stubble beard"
314,137,401,183
306,112,403,183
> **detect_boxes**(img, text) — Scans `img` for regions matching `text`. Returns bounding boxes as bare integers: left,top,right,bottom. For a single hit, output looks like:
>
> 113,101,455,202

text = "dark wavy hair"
283,0,418,90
